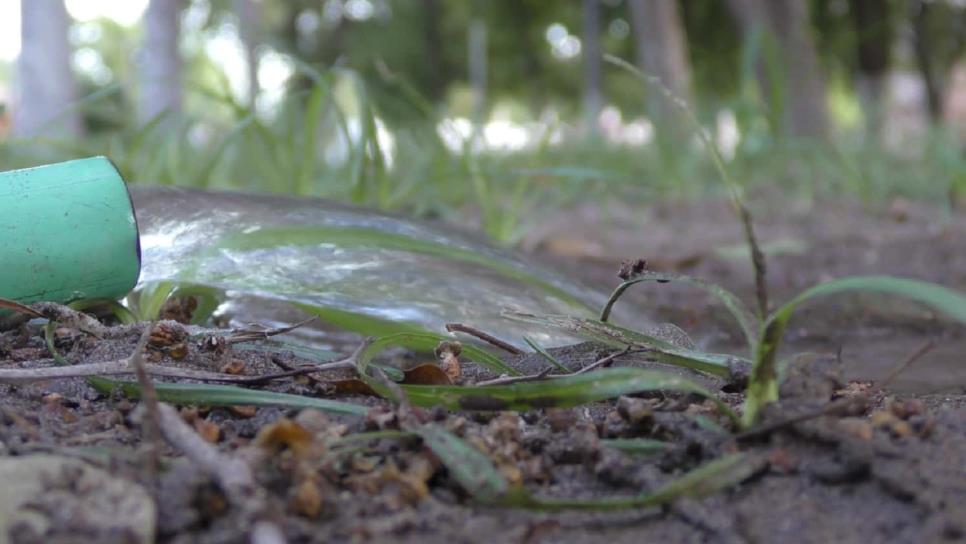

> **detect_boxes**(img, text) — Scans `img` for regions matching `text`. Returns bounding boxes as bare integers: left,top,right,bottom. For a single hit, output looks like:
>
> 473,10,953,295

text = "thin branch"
0,352,369,385
879,340,934,389
218,317,319,346
155,402,286,542
475,366,553,386
474,347,639,385
445,323,522,355
573,346,636,375
131,324,162,483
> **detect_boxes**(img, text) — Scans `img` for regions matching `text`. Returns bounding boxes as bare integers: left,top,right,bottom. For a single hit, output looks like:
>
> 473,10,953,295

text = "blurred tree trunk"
468,20,487,122
235,0,260,111
13,0,82,137
139,0,183,123
726,0,829,139
850,0,894,138
423,0,446,103
628,0,693,117
909,0,966,124
582,0,603,135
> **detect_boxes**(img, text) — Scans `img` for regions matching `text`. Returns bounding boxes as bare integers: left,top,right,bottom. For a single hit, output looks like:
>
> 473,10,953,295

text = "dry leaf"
402,364,452,385
229,405,257,418
290,480,323,518
434,341,462,382
193,418,221,443
219,359,246,375
254,418,314,456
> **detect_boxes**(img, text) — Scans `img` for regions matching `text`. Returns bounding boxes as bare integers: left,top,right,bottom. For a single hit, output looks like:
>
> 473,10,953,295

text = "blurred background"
0,0,964,245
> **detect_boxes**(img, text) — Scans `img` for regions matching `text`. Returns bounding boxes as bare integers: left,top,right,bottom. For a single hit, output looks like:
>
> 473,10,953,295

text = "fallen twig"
219,317,319,346
155,402,285,543
445,323,522,355
130,324,162,483
2,338,375,385
573,346,636,375
474,347,639,386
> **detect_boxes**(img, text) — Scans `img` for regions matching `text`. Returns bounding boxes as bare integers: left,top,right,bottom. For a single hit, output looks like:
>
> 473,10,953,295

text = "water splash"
131,186,640,350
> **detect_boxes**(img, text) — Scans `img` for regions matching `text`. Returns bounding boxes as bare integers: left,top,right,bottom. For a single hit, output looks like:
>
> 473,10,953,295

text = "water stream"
130,186,642,350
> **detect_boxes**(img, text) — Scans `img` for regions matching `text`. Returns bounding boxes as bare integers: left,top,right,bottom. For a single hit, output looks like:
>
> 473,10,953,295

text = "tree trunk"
628,0,693,118
235,0,260,111
582,0,603,135
911,0,943,123
850,0,894,137
422,0,446,103
139,0,183,123
726,0,829,139
12,0,82,137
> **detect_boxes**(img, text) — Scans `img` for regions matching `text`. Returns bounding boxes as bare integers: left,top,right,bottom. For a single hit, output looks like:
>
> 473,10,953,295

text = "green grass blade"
505,312,746,379
414,423,509,503
357,332,519,377
511,453,759,510
133,281,177,321
602,271,758,356
231,339,341,363
600,438,671,456
94,379,369,416
364,367,738,424
744,275,966,426
415,424,755,510
293,302,431,338
522,336,571,374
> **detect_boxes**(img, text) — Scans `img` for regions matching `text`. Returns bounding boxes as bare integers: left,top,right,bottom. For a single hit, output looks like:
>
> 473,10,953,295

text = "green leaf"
744,275,966,426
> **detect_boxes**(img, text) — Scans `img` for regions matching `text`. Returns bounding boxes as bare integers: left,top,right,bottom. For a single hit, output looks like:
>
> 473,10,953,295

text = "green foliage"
743,275,966,425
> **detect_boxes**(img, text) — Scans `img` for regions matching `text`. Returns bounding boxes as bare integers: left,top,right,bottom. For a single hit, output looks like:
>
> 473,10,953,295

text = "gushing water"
131,187,637,350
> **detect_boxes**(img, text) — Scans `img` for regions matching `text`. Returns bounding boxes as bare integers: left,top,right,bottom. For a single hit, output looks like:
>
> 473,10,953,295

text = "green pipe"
0,157,140,305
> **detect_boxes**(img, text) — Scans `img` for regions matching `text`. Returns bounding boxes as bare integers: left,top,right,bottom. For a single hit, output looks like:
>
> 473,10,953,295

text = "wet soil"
0,195,964,543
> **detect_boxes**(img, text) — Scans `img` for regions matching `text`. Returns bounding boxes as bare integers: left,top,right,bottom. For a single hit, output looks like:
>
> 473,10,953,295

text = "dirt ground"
0,194,964,543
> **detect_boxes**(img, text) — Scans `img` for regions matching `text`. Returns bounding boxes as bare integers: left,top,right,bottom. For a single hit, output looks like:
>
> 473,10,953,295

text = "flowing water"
130,186,642,350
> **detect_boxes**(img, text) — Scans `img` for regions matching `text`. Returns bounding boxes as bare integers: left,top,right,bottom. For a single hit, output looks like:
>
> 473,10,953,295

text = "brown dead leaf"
167,343,188,360
403,363,452,385
254,418,314,456
219,359,246,375
193,418,221,443
148,321,187,347
160,296,198,324
290,479,324,518
330,379,379,396
229,405,257,418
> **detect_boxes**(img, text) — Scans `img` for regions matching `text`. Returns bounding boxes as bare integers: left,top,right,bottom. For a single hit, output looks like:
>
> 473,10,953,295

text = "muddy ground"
0,194,964,543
